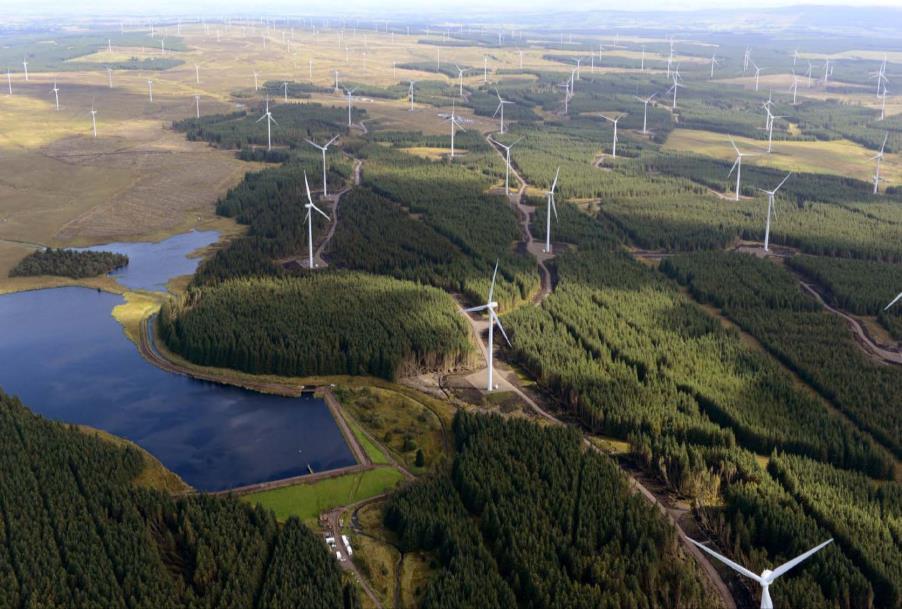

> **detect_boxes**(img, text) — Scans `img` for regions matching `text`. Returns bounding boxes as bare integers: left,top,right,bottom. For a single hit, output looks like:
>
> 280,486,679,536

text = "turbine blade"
551,196,558,221
728,157,739,177
769,540,833,581
304,171,313,204
310,202,330,220
493,312,512,347
686,539,763,584
729,135,740,155
327,134,340,147
464,304,490,313
488,259,499,303
774,172,792,192
551,166,560,193
884,292,902,311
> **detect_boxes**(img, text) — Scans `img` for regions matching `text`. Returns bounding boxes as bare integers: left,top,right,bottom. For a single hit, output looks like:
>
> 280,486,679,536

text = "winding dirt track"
476,131,737,609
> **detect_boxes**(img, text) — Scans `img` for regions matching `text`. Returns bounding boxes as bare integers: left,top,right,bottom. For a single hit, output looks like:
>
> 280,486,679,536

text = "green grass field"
240,466,405,522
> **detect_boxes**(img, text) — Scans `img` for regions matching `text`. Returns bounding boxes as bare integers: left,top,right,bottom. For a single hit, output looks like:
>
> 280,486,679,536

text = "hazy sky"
6,0,902,16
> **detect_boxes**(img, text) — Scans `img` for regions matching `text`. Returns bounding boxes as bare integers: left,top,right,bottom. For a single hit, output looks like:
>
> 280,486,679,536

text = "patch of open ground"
664,127,901,186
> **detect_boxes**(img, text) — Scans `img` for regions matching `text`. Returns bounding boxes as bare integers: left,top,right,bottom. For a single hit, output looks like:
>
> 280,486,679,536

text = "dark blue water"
78,230,220,292
0,233,355,491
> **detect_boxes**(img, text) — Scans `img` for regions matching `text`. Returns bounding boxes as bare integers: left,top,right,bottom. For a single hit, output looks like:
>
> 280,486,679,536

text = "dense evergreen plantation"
0,390,358,609
661,251,901,458
9,248,127,278
384,412,712,609
159,273,473,379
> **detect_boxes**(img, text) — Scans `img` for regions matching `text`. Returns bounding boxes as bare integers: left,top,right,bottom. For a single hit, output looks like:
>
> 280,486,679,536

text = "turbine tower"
488,136,522,195
601,113,625,159
871,132,888,194
544,167,560,253
637,93,657,134
90,106,97,137
464,261,512,392
668,68,684,110
194,94,201,119
305,135,340,196
303,171,330,269
758,173,791,251
752,62,762,91
407,80,416,111
728,135,760,201
106,66,113,88
454,64,469,96
342,87,357,126
147,79,153,102
256,97,278,151
493,89,513,134
688,538,832,609
710,53,720,79
50,81,60,111
444,103,465,158
22,59,28,81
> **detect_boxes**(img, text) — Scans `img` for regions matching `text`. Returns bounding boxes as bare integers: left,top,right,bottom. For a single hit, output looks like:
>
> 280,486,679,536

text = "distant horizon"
4,1,902,19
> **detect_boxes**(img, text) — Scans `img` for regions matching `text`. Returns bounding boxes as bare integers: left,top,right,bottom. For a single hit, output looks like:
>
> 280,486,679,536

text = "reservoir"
0,232,354,491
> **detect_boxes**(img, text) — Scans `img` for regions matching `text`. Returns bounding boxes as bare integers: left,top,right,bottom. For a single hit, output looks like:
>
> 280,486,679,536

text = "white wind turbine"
194,94,201,118
637,93,657,134
752,62,762,91
789,73,800,105
195,63,200,84
543,167,560,253
407,80,416,111
147,79,153,102
454,64,469,96
494,89,513,134
463,261,512,392
444,103,465,158
710,53,720,79
488,136,522,195
89,105,97,137
253,71,259,91
871,132,888,194
688,538,832,609
758,172,791,251
879,88,888,121
667,68,685,110
884,292,902,311
6,68,11,95
50,81,60,111
303,171,331,269
728,135,760,201
342,87,357,126
22,58,28,81
305,135,340,196
764,107,785,153
282,81,290,102
601,113,625,159
256,97,278,151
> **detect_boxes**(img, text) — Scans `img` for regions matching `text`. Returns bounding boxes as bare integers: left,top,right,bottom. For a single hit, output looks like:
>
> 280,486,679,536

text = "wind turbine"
758,173,791,251
463,261,512,392
752,62,762,92
710,53,720,79
147,79,153,102
871,132,888,194
559,80,571,114
90,105,97,137
879,88,888,121
6,69,11,95
789,73,800,105
728,136,760,201
256,97,278,151
601,113,625,158
22,58,28,81
668,68,685,110
407,80,416,111
282,81,290,102
305,135,339,196
543,167,560,253
884,292,902,311
688,538,832,609
195,63,200,84
50,81,60,111
574,56,584,80
493,89,513,134
454,64,469,96
194,94,201,118
483,55,488,83
444,103,465,158
637,93,657,134
342,87,357,126
806,61,814,87
253,71,259,91
303,171,330,269
488,136,521,195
